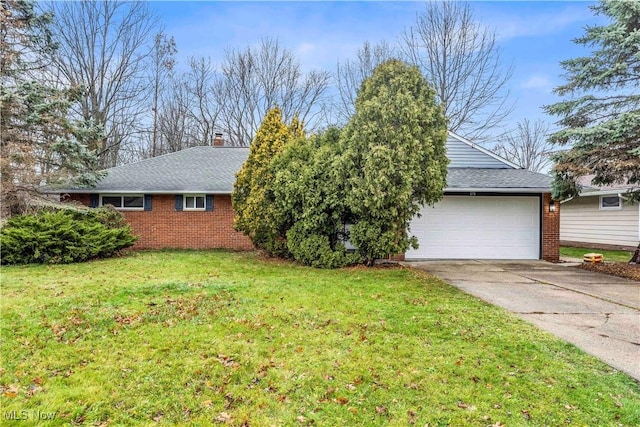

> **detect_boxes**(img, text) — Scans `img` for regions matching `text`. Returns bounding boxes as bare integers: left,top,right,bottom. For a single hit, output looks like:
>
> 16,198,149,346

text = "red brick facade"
67,194,253,251
67,192,560,261
542,193,560,262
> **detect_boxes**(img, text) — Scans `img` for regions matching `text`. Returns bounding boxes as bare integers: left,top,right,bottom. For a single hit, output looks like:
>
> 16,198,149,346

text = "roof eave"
445,187,551,193
53,189,234,195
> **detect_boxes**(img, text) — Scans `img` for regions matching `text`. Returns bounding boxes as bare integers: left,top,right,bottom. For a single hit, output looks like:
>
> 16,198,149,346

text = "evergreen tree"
232,107,302,254
340,59,448,265
544,0,640,201
0,0,102,218
271,128,359,268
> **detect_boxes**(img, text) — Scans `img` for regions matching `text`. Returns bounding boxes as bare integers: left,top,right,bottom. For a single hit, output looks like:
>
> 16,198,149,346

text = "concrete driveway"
405,260,640,381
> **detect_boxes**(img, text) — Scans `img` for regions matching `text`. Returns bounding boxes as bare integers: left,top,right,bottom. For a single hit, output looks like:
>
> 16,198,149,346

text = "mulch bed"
579,262,640,282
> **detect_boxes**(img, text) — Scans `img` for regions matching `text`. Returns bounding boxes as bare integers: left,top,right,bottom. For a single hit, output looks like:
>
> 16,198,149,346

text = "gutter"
53,190,234,195
445,187,550,194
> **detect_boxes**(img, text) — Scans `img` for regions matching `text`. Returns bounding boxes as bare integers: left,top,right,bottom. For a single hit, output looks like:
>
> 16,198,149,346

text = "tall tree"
217,38,329,146
493,119,553,173
400,1,513,141
45,0,158,166
340,59,449,266
232,107,303,253
333,41,395,124
544,0,640,201
184,57,221,147
150,31,177,158
1,0,101,218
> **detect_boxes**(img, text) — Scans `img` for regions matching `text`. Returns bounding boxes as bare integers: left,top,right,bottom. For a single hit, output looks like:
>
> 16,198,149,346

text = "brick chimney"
213,133,224,147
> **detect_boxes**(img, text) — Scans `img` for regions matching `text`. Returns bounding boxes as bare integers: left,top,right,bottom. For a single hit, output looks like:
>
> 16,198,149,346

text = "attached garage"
406,195,541,260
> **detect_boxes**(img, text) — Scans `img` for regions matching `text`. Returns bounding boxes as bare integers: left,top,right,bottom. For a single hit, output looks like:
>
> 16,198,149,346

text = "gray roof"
446,168,552,191
54,146,552,194
56,146,249,194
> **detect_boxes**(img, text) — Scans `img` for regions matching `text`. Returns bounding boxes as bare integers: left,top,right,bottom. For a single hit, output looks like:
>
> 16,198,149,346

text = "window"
600,195,621,210
100,194,144,210
184,195,205,210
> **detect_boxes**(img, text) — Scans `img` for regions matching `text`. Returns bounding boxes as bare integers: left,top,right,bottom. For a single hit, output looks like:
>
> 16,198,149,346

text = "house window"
184,195,205,210
600,195,621,210
100,194,144,210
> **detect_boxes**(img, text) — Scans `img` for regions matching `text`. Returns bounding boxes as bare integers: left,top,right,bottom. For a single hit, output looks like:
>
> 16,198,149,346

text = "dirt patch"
579,262,640,282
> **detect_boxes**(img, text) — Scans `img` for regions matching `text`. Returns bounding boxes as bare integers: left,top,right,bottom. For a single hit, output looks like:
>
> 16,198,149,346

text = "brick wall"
66,194,253,251
542,193,560,262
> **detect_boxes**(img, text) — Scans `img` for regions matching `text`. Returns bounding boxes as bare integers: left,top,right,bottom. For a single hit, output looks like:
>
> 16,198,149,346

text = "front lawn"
560,246,633,263
1,250,638,426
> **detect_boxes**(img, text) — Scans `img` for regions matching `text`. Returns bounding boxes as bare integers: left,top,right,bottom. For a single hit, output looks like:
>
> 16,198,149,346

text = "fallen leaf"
345,383,356,390
407,410,417,424
521,409,531,420
348,407,358,414
296,415,307,423
3,384,19,398
375,406,387,414
336,396,349,405
215,412,232,423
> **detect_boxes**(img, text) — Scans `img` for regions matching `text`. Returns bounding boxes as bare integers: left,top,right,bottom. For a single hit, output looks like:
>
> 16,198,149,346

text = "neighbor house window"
600,195,621,210
184,195,205,210
100,194,144,210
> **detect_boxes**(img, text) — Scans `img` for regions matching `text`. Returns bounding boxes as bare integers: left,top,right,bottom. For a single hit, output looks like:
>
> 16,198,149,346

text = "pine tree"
340,59,449,265
232,107,302,254
544,0,640,201
0,0,102,218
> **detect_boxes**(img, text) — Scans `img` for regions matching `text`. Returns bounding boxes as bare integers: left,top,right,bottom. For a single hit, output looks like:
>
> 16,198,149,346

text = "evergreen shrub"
1,207,137,265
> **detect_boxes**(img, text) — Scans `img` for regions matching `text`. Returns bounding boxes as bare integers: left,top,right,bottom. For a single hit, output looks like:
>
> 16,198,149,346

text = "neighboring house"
560,180,639,250
55,132,560,261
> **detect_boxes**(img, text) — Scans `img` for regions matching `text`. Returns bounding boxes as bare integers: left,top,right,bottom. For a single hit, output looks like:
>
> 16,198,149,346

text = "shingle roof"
54,147,552,194
55,146,249,194
446,168,552,191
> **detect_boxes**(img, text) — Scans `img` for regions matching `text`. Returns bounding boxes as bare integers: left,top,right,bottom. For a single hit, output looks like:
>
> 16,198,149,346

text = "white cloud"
482,4,597,41
521,74,553,90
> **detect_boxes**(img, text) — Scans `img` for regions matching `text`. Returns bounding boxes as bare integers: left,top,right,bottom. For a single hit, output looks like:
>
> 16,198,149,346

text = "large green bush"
1,207,137,265
271,128,360,268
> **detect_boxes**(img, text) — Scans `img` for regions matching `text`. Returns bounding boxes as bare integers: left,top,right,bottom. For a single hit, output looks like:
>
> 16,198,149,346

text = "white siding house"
405,132,556,260
560,191,640,249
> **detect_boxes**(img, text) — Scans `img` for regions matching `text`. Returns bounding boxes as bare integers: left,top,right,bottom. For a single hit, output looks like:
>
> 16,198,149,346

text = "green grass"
1,250,639,426
560,246,634,263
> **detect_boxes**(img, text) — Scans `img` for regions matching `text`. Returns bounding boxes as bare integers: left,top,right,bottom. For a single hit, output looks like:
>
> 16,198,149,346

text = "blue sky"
150,1,601,136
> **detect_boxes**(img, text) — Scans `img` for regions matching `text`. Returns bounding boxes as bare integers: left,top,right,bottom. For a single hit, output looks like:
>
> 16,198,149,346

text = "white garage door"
406,196,540,260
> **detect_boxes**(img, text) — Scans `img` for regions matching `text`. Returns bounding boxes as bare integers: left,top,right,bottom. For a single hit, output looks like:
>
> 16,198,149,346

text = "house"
560,179,639,250
56,132,560,261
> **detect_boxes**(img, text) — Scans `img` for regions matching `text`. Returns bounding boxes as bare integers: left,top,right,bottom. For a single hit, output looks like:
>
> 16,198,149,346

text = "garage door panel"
406,196,540,260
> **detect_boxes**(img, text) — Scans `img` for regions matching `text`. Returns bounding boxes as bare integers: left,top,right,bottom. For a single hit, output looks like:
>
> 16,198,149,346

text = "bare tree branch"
399,1,514,142
494,119,554,173
216,38,330,146
45,0,158,166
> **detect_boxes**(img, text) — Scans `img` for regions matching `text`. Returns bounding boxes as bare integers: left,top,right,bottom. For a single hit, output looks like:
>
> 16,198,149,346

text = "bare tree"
184,57,221,147
494,119,553,173
157,79,193,153
150,31,177,158
333,41,396,124
217,38,331,146
400,1,513,142
45,0,158,166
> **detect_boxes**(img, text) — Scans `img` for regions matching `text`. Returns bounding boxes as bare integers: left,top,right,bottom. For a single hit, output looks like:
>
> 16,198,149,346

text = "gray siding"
560,196,639,247
446,135,510,169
